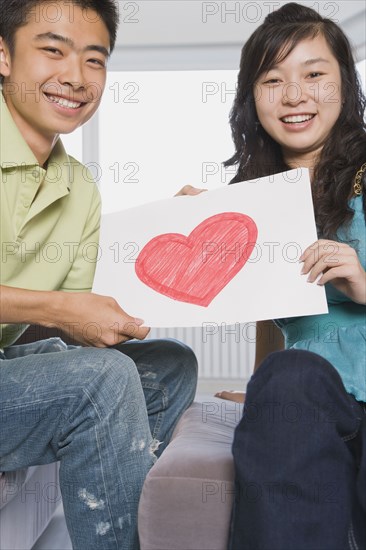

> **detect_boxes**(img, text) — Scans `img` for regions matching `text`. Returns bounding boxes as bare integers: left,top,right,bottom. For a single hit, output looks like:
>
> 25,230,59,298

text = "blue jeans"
230,349,366,550
0,337,198,549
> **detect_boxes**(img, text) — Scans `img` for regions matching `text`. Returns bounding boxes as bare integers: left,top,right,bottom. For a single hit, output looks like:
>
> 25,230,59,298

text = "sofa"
138,395,242,550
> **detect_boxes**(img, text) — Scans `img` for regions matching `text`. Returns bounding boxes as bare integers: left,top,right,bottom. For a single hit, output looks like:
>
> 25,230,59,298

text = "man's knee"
75,347,140,391
175,340,198,377
72,348,147,426
147,338,198,379
165,339,198,390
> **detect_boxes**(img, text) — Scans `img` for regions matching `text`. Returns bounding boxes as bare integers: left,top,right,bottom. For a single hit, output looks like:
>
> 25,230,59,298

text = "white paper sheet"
93,168,328,327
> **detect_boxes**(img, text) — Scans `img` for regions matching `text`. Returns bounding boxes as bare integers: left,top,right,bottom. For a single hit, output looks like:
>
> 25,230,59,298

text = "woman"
181,2,366,548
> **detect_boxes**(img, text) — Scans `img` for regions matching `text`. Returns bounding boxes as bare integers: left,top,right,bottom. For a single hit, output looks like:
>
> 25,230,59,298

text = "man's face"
1,1,111,144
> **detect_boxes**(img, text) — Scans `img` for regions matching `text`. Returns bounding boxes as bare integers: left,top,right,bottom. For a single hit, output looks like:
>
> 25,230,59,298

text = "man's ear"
0,37,11,78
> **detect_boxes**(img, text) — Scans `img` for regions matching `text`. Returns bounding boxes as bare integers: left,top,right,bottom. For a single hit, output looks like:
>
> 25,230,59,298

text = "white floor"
197,376,247,394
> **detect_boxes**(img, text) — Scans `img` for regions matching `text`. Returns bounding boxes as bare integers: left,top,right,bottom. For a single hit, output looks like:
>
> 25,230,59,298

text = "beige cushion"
138,396,243,550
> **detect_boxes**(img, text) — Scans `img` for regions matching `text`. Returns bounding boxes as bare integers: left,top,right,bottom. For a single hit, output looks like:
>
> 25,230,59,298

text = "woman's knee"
250,349,346,402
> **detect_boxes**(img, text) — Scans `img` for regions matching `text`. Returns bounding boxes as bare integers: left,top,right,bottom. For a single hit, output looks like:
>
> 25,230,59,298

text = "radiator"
149,324,255,380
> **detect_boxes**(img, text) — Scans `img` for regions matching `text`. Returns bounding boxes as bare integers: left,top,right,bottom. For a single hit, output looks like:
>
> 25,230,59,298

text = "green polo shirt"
0,93,101,349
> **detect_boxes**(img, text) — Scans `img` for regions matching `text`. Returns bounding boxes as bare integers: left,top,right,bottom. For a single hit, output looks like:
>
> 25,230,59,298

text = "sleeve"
59,182,102,293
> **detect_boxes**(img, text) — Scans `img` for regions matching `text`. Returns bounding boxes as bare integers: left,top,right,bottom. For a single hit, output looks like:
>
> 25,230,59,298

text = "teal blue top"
275,195,366,402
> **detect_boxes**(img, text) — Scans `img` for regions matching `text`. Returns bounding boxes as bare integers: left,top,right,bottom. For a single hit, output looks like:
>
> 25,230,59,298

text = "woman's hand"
300,239,366,305
174,185,207,196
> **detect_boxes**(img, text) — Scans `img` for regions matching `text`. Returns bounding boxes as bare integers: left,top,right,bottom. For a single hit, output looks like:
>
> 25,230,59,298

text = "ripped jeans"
0,337,198,549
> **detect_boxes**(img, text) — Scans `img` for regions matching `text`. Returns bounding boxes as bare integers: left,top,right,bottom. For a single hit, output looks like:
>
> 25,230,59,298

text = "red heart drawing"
135,212,258,307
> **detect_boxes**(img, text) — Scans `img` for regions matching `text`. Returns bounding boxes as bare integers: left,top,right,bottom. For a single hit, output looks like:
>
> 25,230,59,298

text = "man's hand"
0,285,150,347
53,292,150,347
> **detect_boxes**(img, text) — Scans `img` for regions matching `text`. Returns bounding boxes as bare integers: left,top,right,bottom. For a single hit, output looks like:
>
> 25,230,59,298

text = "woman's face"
254,34,342,168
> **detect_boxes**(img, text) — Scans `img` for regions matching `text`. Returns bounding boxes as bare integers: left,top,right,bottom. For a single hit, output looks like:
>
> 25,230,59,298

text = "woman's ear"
0,37,11,78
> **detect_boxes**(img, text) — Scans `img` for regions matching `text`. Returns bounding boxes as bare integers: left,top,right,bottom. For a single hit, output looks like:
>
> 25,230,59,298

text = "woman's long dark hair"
225,2,366,238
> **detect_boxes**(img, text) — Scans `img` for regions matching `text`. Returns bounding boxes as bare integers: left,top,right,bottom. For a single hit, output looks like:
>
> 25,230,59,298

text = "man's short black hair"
0,0,119,54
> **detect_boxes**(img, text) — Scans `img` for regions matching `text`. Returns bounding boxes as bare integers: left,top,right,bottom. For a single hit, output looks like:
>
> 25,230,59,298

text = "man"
0,1,198,548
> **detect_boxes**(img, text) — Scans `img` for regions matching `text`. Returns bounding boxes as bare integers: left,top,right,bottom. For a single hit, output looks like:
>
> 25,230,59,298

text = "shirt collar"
46,138,72,192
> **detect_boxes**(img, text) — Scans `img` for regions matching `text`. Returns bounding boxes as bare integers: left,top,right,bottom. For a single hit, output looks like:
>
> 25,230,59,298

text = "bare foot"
214,390,246,403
